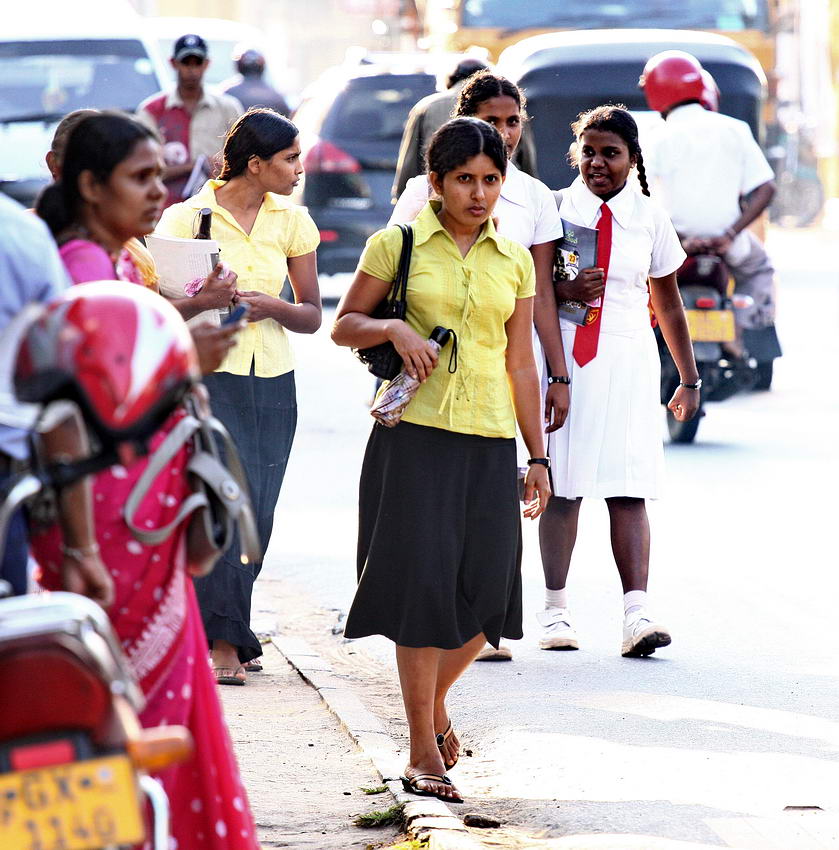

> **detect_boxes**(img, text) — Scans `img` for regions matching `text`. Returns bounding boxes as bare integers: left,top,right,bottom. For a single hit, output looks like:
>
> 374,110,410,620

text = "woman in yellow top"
157,109,321,683
332,117,551,804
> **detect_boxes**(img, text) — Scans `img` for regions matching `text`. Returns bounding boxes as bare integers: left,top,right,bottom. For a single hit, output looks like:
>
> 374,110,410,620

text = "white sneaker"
536,607,579,651
622,609,671,657
474,642,513,661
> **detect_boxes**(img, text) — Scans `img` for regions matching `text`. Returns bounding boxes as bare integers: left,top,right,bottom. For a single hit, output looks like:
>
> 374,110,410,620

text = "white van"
0,1,168,206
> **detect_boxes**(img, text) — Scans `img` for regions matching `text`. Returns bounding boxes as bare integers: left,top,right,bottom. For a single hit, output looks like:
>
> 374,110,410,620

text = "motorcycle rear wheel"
753,360,773,391
667,407,701,444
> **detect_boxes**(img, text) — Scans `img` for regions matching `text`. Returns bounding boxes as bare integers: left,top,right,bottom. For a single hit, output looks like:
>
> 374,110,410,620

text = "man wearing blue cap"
137,34,242,207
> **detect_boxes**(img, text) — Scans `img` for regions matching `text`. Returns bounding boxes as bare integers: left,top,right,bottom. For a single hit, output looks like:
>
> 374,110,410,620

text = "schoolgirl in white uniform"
535,105,700,658
390,72,566,665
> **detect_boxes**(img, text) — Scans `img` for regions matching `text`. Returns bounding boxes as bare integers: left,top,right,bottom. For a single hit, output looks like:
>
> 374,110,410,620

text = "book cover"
145,233,221,327
555,218,599,325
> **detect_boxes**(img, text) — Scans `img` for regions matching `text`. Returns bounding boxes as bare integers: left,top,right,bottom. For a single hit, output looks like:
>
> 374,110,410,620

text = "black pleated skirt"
344,421,523,649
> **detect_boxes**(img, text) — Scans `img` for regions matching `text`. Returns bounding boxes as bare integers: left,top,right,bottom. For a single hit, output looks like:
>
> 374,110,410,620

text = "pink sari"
34,239,259,850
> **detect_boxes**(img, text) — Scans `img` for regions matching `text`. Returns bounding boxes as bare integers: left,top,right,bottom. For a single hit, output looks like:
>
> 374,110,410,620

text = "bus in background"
417,0,778,77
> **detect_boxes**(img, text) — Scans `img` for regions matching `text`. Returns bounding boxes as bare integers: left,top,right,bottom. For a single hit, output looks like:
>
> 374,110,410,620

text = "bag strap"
123,414,208,545
389,223,413,308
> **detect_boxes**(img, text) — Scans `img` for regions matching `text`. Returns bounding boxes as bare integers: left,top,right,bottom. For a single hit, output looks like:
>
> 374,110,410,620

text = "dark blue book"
555,218,599,325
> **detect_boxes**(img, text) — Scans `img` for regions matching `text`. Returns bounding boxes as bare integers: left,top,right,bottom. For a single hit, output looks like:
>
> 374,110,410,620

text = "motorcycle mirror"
0,473,43,561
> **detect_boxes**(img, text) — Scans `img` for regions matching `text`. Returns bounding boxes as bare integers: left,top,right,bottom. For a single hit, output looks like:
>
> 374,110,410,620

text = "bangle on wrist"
679,378,702,390
61,542,101,561
547,375,570,385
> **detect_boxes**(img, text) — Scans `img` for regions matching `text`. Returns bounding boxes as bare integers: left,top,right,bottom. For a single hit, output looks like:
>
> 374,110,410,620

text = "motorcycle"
0,285,205,849
0,468,192,850
659,251,757,443
0,592,193,850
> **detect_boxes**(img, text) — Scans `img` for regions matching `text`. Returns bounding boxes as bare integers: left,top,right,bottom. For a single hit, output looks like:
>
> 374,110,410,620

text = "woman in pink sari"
33,112,259,850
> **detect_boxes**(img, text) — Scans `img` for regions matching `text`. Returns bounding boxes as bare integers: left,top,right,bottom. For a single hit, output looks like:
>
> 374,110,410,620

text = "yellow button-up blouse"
361,202,535,439
156,180,320,377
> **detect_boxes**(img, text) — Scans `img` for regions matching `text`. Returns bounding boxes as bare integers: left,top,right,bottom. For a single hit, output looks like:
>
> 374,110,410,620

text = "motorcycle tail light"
0,648,110,744
731,294,755,309
127,726,193,773
694,297,717,309
10,739,76,771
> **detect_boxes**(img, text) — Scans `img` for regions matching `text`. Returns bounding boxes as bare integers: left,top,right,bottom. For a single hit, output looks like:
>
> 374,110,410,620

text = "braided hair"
570,104,650,197
453,70,527,120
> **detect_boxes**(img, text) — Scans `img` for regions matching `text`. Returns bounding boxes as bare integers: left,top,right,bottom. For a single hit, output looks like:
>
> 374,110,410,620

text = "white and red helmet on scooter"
14,282,199,445
640,50,706,115
699,69,721,112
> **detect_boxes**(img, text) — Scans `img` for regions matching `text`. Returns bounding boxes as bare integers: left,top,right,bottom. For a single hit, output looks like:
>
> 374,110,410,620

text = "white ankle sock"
624,590,648,615
546,588,568,610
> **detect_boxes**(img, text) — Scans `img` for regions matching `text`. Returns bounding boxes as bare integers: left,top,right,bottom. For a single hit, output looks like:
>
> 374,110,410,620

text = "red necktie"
572,202,612,367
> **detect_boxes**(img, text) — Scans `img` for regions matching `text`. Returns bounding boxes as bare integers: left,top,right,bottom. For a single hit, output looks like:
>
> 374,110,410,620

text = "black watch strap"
527,457,551,469
547,375,571,385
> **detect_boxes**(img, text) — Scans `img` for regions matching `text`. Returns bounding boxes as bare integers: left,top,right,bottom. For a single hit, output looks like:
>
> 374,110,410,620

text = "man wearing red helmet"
640,51,779,350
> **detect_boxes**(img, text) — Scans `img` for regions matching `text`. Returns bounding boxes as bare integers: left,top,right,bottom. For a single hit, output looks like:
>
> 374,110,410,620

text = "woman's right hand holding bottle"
196,262,238,310
388,320,439,382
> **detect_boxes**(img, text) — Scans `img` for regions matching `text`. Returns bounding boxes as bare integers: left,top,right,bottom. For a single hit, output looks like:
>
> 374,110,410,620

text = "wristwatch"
527,457,551,469
680,378,703,390
547,375,571,385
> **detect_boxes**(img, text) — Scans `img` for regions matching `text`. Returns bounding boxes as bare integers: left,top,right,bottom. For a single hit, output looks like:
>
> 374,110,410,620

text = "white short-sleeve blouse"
557,177,686,334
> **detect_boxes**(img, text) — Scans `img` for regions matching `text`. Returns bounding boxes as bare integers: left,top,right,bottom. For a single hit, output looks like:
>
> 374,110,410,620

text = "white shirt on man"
389,159,563,249
644,103,774,263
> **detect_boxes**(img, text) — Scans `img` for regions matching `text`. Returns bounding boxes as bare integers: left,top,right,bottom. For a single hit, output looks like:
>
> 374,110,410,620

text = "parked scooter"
0,283,236,848
659,250,757,443
0,587,192,849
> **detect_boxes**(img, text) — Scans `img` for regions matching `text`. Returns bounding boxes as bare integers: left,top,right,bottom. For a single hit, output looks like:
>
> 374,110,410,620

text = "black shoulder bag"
354,223,413,381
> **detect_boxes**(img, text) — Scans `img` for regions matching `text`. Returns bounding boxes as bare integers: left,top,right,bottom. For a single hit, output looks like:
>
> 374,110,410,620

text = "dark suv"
292,65,436,275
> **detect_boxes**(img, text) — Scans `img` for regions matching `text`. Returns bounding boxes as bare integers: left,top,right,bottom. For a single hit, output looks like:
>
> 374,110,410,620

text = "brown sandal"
212,665,246,686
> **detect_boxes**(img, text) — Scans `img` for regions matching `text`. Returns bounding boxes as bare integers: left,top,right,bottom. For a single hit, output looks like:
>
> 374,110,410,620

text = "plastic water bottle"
370,326,452,428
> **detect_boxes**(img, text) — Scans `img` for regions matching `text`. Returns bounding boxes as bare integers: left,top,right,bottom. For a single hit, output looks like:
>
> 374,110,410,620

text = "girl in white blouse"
536,105,700,658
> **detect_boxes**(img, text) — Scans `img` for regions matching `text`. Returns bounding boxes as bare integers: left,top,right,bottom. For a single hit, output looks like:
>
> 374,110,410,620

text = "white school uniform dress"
546,176,685,500
389,159,564,249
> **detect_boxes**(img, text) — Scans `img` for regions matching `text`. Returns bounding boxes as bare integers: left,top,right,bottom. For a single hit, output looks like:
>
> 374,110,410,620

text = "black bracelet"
547,375,571,385
527,457,551,469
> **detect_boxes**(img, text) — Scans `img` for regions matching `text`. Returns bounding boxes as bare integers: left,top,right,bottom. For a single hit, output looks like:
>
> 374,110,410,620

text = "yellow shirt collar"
413,200,517,260
186,179,294,213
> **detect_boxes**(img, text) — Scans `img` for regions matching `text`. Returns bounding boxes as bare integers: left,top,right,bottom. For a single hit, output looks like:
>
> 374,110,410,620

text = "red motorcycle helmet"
640,50,706,115
699,69,720,112
14,282,199,445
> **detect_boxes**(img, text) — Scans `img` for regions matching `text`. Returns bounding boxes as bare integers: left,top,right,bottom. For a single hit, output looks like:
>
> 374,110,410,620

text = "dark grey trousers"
195,368,297,663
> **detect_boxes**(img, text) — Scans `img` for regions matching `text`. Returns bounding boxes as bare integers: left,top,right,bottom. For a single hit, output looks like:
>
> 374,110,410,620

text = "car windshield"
330,75,437,142
461,0,769,32
0,40,159,123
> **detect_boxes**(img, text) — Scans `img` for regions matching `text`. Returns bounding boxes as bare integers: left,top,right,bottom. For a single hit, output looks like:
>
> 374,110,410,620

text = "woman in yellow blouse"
157,109,321,684
332,118,551,804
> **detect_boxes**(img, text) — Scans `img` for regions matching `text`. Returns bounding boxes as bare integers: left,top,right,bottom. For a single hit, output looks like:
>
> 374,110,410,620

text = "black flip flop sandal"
400,773,463,804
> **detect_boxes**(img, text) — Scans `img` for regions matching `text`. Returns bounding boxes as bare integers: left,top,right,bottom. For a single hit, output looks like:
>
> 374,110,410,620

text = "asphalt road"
263,225,839,848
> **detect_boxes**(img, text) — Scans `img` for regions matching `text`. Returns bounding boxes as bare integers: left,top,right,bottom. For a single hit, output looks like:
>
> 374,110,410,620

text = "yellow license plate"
686,309,736,343
0,754,145,850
